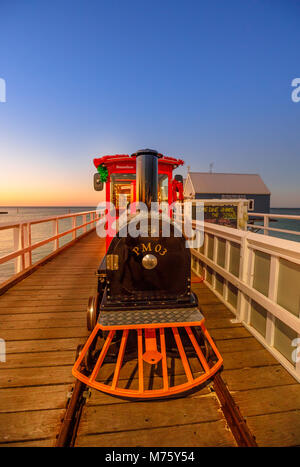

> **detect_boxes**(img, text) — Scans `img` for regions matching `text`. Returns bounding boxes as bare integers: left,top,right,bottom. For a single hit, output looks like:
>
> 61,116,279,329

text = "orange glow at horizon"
0,175,106,207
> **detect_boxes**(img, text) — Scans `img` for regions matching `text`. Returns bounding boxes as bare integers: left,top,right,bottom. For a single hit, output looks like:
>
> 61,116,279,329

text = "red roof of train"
93,154,184,169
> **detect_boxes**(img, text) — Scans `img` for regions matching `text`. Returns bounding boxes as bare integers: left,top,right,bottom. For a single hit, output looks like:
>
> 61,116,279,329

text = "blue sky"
0,0,300,206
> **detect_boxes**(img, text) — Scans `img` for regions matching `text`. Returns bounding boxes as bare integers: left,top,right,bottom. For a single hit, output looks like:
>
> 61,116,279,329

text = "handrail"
191,219,300,382
247,224,300,236
0,210,99,285
250,212,300,220
248,212,300,237
0,210,97,230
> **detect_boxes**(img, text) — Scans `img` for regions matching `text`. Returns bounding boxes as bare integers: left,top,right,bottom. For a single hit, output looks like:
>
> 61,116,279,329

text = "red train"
72,149,222,398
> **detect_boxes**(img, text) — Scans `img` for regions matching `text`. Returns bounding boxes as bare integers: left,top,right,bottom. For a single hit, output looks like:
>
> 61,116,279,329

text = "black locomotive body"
98,217,196,311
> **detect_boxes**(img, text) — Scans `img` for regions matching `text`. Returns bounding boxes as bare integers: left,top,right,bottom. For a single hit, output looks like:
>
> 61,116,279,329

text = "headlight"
142,254,157,270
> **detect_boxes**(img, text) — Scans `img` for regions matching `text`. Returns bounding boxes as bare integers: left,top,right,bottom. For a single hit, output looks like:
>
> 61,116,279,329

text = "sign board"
192,204,238,228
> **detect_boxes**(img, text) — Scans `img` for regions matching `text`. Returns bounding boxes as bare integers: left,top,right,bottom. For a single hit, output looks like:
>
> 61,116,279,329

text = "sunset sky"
1,0,300,207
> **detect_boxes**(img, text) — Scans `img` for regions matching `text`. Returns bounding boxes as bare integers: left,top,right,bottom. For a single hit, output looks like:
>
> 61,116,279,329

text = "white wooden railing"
0,210,99,286
191,220,300,382
248,212,300,237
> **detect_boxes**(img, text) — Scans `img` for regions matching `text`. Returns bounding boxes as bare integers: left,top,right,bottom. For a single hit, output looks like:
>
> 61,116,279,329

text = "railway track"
55,374,88,447
212,374,257,447
55,277,257,447
55,366,257,447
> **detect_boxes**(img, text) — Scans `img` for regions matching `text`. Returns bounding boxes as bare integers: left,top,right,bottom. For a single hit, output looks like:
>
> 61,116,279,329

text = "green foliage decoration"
97,164,108,182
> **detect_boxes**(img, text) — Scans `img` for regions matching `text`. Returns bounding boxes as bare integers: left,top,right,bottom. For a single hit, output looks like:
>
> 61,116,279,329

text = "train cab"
93,153,184,248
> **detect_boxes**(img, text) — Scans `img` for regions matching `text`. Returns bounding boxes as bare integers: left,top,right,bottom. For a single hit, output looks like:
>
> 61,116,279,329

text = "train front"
72,149,223,398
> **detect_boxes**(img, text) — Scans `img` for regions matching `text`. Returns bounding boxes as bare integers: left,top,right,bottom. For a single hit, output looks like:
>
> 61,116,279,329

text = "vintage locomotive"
72,149,222,398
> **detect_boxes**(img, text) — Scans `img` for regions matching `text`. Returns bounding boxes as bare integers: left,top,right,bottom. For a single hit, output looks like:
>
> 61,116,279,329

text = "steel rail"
55,369,88,447
213,373,257,447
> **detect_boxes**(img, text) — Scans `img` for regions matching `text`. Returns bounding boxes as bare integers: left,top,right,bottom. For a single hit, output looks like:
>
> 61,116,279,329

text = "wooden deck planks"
0,409,64,445
76,419,233,447
1,351,76,370
0,231,105,446
75,387,236,447
0,384,72,413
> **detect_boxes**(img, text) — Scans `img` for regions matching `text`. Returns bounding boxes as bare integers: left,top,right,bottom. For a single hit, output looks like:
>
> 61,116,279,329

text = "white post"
223,239,231,301
52,219,59,251
83,214,87,234
212,235,218,290
72,216,76,240
20,223,30,270
203,233,208,280
29,224,32,266
266,255,279,346
263,215,269,236
237,201,242,230
244,247,255,324
13,226,22,274
236,232,252,322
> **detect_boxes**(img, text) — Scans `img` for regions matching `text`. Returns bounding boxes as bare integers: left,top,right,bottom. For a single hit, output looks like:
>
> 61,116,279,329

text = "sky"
0,0,300,207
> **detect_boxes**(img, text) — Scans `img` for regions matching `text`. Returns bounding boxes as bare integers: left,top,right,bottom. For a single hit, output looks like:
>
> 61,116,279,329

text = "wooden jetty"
0,231,300,446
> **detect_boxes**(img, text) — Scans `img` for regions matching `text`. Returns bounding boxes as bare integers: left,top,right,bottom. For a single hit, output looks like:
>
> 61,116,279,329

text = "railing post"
27,223,32,267
263,215,269,236
223,240,231,301
266,255,279,346
236,233,250,322
13,226,22,274
202,233,208,281
242,245,255,325
72,216,76,240
83,214,87,233
52,219,59,251
22,223,31,269
212,235,218,289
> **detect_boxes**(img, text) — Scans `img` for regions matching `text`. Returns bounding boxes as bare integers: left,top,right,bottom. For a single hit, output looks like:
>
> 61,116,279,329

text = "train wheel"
75,344,95,373
84,348,95,373
86,295,99,331
204,339,212,361
75,344,84,362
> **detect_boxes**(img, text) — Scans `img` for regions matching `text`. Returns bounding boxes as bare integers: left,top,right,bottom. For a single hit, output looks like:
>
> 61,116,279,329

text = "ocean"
0,206,299,284
255,208,300,242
